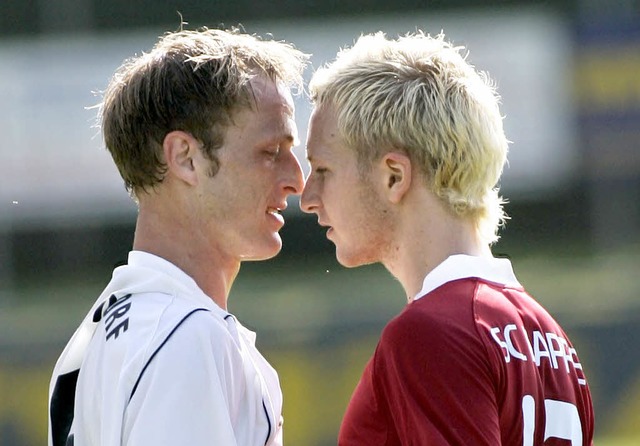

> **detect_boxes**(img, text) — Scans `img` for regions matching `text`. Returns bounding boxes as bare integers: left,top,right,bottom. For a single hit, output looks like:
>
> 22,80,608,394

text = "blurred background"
0,0,639,444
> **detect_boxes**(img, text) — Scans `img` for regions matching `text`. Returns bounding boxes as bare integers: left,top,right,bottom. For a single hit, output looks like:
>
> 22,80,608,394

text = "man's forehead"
308,106,339,140
306,124,341,163
249,76,295,113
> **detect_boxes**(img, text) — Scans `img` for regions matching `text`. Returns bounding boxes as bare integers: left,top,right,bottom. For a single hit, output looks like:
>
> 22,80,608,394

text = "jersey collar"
413,254,522,302
125,250,229,316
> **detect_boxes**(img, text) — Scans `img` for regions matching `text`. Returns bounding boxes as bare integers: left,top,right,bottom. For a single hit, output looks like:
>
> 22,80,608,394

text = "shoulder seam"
128,307,209,401
471,281,504,392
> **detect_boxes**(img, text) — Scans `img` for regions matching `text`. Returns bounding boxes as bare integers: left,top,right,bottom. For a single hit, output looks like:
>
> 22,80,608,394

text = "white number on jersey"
522,395,582,445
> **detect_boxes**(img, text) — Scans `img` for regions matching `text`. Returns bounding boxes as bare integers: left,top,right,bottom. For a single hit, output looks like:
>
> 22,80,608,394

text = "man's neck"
381,194,490,302
133,203,240,311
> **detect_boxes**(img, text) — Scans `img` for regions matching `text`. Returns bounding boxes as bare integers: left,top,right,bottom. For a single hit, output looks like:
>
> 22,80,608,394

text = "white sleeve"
123,312,243,446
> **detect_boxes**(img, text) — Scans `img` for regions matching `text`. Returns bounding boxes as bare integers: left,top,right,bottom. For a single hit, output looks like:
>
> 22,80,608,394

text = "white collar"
126,252,259,344
125,250,228,316
413,254,521,301
128,250,199,288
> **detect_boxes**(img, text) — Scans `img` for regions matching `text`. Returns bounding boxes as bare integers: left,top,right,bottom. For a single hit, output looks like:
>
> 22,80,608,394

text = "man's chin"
240,236,283,262
335,250,368,269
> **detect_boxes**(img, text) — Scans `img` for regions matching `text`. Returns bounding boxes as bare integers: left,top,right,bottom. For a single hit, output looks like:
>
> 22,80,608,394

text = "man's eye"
264,148,280,158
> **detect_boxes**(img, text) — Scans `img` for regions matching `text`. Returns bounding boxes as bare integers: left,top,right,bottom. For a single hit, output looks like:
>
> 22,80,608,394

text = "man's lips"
267,201,288,216
317,220,333,236
266,205,287,226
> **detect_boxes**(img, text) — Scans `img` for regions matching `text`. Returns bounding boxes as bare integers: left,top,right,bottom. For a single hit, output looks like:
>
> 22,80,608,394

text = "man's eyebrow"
267,133,295,146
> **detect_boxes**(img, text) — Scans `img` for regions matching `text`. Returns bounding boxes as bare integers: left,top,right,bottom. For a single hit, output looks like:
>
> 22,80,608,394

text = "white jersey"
48,251,283,446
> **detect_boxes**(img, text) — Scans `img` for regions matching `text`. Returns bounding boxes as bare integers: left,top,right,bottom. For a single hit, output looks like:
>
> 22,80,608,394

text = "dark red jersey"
338,255,594,445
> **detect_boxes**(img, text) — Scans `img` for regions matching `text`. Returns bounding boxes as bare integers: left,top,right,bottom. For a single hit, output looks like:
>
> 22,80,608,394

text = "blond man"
301,31,594,445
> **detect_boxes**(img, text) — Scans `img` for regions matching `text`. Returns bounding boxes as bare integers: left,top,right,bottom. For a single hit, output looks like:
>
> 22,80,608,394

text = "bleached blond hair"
309,31,509,245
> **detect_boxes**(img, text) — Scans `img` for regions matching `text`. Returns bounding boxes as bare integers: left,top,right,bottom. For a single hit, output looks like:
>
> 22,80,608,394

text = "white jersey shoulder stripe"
129,307,209,400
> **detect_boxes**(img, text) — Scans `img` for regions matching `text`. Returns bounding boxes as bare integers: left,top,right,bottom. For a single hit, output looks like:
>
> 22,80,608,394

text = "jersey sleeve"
370,298,502,445
123,311,243,446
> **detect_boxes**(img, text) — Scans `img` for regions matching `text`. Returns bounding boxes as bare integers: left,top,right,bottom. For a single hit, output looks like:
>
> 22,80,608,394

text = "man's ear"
163,130,199,186
380,152,412,204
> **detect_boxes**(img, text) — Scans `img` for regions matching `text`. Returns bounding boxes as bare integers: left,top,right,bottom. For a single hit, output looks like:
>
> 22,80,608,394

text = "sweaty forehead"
249,76,295,114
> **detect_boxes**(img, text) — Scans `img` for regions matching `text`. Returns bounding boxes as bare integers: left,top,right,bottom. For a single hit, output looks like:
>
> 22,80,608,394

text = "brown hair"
99,28,308,196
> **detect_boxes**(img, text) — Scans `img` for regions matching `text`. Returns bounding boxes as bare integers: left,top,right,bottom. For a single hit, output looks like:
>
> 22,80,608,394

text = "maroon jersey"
338,255,594,445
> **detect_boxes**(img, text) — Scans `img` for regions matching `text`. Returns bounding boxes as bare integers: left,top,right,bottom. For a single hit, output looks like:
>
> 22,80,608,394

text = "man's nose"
282,152,305,196
300,176,319,214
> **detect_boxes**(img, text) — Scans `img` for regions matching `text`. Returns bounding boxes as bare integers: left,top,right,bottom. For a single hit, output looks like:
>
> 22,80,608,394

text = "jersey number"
522,395,582,445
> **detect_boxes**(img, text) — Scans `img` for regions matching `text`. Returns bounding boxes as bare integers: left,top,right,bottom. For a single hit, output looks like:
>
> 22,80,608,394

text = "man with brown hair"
48,28,307,446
